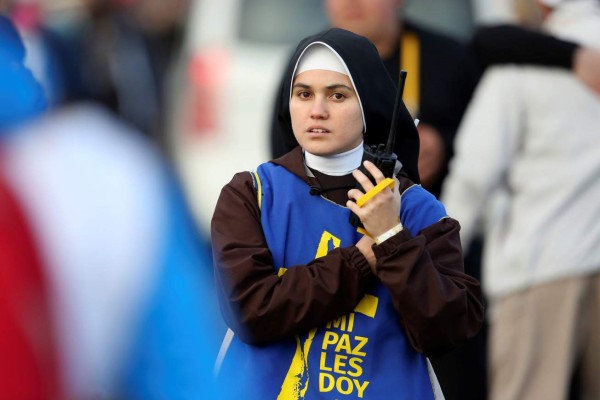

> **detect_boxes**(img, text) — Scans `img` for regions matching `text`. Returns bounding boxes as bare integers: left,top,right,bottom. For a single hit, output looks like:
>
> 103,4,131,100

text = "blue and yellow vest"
218,162,447,399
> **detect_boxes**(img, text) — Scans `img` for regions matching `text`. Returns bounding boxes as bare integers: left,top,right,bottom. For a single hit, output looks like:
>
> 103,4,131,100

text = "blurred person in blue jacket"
0,14,219,399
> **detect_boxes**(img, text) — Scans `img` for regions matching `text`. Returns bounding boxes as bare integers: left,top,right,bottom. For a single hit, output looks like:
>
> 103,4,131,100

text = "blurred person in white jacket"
441,0,600,399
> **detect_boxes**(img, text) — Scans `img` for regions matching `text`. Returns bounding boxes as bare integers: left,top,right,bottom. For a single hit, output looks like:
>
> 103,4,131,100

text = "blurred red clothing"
0,166,63,400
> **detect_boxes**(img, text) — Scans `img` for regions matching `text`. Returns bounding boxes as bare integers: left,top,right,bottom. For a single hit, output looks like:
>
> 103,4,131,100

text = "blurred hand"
347,160,401,238
417,123,446,189
574,47,600,97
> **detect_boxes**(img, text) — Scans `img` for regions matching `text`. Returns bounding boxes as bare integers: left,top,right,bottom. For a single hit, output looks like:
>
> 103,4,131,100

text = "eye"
297,91,312,99
330,92,346,101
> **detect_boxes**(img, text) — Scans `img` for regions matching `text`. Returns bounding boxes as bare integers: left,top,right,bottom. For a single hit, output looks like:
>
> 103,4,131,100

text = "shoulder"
222,161,297,213
213,171,263,229
223,170,257,198
271,146,309,182
398,177,447,234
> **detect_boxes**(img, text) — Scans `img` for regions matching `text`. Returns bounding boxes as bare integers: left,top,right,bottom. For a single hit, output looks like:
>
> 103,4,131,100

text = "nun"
211,28,484,400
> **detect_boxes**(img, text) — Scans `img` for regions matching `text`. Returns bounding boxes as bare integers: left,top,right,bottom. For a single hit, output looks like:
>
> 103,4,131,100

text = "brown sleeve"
211,172,375,345
372,217,485,357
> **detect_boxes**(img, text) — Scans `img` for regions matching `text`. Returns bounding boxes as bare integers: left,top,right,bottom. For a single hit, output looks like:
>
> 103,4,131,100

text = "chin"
306,150,335,157
303,145,338,156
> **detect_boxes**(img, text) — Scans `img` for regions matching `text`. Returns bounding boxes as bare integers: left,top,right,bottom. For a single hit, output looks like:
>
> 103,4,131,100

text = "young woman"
211,28,484,399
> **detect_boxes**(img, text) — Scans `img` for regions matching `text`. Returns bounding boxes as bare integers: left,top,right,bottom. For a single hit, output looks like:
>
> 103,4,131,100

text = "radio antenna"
385,70,408,154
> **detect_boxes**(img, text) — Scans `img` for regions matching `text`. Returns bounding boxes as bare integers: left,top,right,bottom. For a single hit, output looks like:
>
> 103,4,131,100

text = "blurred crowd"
1,0,599,399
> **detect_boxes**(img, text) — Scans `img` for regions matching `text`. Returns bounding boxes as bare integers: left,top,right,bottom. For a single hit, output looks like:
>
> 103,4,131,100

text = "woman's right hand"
346,160,401,238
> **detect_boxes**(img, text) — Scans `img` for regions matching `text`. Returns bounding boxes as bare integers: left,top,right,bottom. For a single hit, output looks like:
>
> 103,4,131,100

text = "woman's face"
290,69,363,156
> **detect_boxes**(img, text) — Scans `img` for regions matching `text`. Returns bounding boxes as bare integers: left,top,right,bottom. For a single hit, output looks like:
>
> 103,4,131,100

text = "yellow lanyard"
400,31,420,117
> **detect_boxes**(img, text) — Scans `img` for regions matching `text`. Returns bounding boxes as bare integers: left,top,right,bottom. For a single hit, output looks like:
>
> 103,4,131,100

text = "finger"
352,168,375,192
347,188,364,202
362,161,386,183
346,199,362,215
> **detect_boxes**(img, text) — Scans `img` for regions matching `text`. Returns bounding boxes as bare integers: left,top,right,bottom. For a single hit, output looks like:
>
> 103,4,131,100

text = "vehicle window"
238,0,329,45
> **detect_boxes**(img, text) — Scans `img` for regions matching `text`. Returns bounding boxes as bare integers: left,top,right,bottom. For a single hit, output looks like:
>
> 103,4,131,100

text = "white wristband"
374,223,404,245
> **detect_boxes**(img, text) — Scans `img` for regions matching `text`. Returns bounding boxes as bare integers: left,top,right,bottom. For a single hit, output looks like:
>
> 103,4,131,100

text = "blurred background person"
65,0,190,144
0,14,220,399
2,0,190,146
470,5,600,97
442,0,600,399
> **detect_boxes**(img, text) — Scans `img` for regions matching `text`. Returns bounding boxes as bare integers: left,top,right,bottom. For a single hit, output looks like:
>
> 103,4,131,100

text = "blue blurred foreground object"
0,14,25,62
0,14,47,132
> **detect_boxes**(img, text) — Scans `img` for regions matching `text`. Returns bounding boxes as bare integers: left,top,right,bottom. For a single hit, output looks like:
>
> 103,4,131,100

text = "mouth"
307,128,330,134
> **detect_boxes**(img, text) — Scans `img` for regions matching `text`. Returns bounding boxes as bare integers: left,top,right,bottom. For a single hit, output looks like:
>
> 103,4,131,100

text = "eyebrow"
292,82,355,92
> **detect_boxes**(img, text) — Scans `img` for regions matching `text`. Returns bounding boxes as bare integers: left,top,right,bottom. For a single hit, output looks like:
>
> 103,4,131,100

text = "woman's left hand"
346,160,401,238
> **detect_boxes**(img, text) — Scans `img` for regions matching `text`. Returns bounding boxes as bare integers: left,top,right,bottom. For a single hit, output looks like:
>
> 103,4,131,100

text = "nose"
310,98,328,119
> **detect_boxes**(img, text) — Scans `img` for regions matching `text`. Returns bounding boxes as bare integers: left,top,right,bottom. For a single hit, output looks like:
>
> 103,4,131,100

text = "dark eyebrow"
326,84,354,92
292,82,354,92
292,83,311,90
